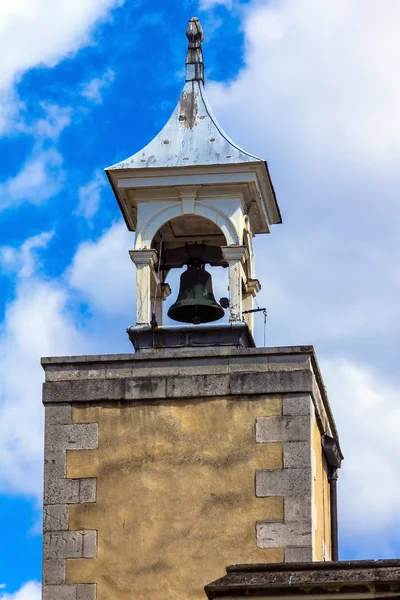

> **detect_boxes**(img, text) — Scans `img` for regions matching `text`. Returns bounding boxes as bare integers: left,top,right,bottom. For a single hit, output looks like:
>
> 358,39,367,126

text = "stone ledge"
43,370,315,404
41,346,316,365
205,560,400,599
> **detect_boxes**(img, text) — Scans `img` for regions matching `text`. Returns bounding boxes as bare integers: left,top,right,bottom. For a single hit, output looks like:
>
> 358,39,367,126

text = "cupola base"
127,322,255,353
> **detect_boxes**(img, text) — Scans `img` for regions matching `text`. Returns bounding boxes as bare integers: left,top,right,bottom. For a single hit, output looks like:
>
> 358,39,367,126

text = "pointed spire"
186,17,204,83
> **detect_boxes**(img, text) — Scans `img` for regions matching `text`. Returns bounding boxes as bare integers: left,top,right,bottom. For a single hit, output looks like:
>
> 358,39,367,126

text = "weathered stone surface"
43,370,314,404
285,545,313,562
42,558,66,585
256,468,311,497
45,404,72,425
76,584,97,600
79,478,97,503
42,585,77,600
284,496,311,522
205,560,400,599
82,530,97,558
44,531,84,559
43,504,69,532
283,442,311,469
44,451,67,481
45,424,98,451
256,416,310,443
41,346,316,367
257,521,312,548
283,394,312,416
44,476,80,505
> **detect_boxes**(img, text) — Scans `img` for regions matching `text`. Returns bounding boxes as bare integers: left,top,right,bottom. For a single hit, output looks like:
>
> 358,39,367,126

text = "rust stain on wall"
66,395,284,600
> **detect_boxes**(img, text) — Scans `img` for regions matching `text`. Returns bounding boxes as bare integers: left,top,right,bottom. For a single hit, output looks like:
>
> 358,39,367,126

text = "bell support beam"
129,250,157,325
221,246,249,323
152,282,171,325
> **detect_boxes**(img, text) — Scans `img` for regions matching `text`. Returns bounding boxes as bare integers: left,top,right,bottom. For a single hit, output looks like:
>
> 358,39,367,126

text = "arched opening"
151,214,228,282
150,215,230,325
152,214,227,251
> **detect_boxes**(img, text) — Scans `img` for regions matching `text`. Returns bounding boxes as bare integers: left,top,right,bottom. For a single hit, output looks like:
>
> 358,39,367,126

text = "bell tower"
105,17,281,349
41,18,342,600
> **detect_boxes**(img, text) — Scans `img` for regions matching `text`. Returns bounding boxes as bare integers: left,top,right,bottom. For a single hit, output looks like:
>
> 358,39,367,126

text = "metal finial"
186,17,204,83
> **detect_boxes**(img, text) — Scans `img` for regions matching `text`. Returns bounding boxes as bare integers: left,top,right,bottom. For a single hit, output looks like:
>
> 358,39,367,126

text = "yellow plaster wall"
312,418,331,560
67,395,285,600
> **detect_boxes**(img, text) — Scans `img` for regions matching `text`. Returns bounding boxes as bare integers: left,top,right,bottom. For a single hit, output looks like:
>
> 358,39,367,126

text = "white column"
243,278,261,334
129,250,157,326
221,246,248,323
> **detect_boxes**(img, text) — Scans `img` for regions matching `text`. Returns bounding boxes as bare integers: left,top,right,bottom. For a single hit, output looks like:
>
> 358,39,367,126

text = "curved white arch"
135,201,239,249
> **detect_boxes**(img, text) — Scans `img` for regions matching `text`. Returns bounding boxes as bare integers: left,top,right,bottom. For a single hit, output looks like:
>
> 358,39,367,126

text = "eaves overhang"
106,161,281,234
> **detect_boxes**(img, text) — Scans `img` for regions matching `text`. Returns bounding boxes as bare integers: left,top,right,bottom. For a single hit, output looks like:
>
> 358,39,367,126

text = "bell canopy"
106,17,264,171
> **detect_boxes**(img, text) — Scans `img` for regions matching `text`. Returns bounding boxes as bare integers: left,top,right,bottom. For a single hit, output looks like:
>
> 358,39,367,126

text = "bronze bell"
168,265,225,324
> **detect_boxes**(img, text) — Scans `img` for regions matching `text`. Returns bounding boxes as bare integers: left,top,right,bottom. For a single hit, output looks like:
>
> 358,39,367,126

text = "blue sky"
1,0,400,597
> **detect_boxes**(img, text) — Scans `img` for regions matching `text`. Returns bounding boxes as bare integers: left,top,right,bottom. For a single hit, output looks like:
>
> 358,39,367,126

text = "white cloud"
23,104,73,141
76,170,107,220
207,0,400,359
68,221,134,316
200,0,233,9
209,0,400,167
0,582,40,600
0,1,123,90
0,0,123,135
0,270,87,499
0,230,54,278
0,223,133,499
204,0,400,555
81,68,115,104
0,148,63,209
322,358,400,556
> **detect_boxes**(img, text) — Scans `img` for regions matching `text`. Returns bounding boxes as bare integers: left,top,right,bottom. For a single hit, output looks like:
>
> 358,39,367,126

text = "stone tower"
41,18,343,600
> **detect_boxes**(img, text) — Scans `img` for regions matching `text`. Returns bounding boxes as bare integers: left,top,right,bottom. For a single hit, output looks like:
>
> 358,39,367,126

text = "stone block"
44,451,66,481
256,468,311,497
44,477,79,505
79,478,97,503
45,404,72,425
283,394,313,416
45,424,98,451
42,585,77,600
257,520,312,548
284,496,311,522
44,531,84,559
43,504,69,532
283,441,311,469
77,584,97,600
82,530,97,558
256,416,310,443
42,558,65,585
285,546,313,562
